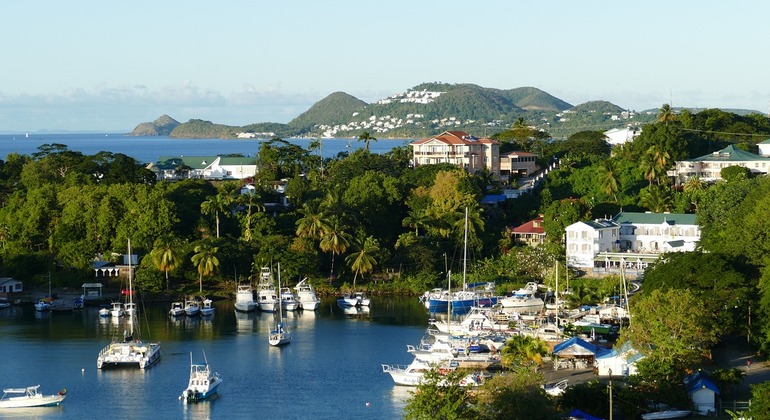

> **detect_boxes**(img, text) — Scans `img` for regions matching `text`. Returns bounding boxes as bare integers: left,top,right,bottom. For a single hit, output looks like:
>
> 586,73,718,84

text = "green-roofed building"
147,155,257,181
672,144,770,183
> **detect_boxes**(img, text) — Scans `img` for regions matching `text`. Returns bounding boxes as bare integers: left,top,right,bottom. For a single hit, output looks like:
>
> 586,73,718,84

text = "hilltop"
128,83,661,139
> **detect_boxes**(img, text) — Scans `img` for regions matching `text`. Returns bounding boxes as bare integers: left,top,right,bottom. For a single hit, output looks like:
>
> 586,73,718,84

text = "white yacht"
109,301,124,318
234,283,257,312
169,301,184,317
200,298,215,316
257,267,278,313
0,385,66,408
294,278,321,311
268,264,291,347
499,282,544,314
180,351,222,403
184,297,201,316
280,287,299,311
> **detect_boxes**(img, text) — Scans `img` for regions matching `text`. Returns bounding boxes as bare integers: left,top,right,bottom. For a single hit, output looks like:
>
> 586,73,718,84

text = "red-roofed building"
410,131,499,175
500,151,539,177
508,215,546,247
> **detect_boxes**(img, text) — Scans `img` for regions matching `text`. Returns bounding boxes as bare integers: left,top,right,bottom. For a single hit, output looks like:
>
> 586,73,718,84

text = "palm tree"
345,235,379,289
597,159,620,203
639,185,674,213
500,335,550,370
357,131,377,152
150,235,180,290
237,191,265,242
319,215,352,282
191,241,219,293
201,190,233,238
402,208,430,236
308,138,323,176
295,201,329,242
657,103,676,125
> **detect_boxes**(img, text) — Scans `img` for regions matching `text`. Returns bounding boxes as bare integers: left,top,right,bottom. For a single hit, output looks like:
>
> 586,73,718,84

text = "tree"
319,215,351,281
500,335,550,371
150,235,180,290
747,382,770,419
200,190,233,238
596,159,620,203
721,165,752,182
403,367,478,420
617,288,717,373
657,103,676,125
295,201,329,242
474,367,557,420
345,235,379,288
191,241,219,293
357,131,377,152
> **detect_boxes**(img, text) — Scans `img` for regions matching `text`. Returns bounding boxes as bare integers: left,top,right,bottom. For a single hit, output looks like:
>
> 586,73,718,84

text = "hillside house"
499,151,539,178
410,131,500,176
670,145,770,184
508,215,546,247
148,155,257,181
0,277,23,295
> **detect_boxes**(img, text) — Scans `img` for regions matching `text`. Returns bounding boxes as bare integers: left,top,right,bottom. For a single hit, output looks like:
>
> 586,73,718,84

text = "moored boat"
280,287,300,311
641,409,691,419
169,301,184,317
294,278,320,311
0,385,66,408
109,301,124,318
257,267,278,313
268,263,291,347
234,283,257,313
34,298,52,312
180,351,222,403
354,291,370,307
184,297,201,316
200,298,215,316
337,293,359,307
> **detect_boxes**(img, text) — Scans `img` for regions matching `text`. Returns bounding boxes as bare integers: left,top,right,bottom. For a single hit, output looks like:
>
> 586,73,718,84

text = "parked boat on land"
169,301,184,317
0,385,66,408
641,409,691,419
96,240,161,370
294,278,320,311
234,282,257,313
180,351,222,403
499,282,544,314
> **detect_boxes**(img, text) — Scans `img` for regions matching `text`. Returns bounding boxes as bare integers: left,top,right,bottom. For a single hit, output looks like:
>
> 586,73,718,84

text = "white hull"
294,278,321,311
235,285,256,312
298,300,321,311
96,341,161,369
200,299,215,316
181,353,223,403
641,410,691,420
259,301,278,312
499,298,544,314
0,386,65,408
98,308,110,317
234,301,257,312
268,333,291,346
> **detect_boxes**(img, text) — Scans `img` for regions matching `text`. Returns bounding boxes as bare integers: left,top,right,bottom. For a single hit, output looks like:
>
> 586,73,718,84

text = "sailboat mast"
462,207,468,291
127,239,134,336
277,262,282,320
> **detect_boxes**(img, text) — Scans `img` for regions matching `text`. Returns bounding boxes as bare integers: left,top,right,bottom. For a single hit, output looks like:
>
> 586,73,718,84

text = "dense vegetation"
6,106,770,416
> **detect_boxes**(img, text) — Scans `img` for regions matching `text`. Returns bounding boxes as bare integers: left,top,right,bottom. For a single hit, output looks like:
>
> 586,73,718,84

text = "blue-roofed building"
595,340,644,377
684,370,720,415
552,336,612,370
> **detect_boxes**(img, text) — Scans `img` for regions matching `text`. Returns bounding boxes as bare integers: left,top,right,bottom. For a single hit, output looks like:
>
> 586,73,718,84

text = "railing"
720,400,751,416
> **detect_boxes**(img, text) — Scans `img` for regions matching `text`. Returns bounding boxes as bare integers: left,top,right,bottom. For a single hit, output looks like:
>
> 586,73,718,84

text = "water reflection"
181,393,217,419
234,310,256,334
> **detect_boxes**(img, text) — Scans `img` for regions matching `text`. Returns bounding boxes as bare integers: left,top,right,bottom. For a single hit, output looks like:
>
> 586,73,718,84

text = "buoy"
81,368,85,373
366,402,371,407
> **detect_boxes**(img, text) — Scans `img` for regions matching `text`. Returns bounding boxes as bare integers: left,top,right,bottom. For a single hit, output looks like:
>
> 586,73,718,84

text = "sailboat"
96,240,161,369
268,263,291,347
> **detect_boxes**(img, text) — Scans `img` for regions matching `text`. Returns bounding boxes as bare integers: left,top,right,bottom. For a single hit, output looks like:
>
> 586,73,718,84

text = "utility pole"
608,369,613,420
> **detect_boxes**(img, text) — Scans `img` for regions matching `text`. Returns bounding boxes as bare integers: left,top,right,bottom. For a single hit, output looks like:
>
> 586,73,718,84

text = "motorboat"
294,278,320,311
381,358,485,387
337,293,359,307
184,298,201,316
98,304,110,317
200,298,215,316
234,283,257,312
641,410,691,419
34,298,52,312
354,291,370,307
543,379,569,396
124,302,137,317
109,301,124,318
280,287,300,311
257,266,278,313
169,301,184,317
268,263,291,347
180,351,222,403
499,282,544,314
97,240,161,370
0,385,66,408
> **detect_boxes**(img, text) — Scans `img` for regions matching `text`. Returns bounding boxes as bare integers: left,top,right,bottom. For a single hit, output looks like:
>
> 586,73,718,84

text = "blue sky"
2,1,769,132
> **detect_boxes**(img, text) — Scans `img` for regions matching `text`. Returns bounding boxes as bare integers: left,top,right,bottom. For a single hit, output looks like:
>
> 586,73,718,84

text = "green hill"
288,91,368,132
128,114,180,136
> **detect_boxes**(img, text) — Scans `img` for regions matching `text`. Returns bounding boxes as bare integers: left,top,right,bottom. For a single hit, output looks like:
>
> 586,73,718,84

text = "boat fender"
58,388,67,396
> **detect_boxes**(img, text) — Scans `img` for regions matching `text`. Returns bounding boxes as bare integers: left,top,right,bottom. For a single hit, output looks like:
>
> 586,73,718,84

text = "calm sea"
0,134,412,164
0,297,428,419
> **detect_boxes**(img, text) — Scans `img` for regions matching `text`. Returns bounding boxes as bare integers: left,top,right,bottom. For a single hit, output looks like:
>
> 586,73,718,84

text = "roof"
553,336,612,357
612,211,697,226
500,150,537,158
511,216,545,234
218,156,257,166
684,371,720,395
580,220,619,230
411,131,498,146
687,145,769,162
0,277,21,286
481,194,506,205
155,156,219,170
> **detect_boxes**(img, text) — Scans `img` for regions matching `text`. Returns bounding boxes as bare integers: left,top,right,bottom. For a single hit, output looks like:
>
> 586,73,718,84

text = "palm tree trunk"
353,270,359,289
165,269,169,291
215,213,220,238
329,252,336,284
199,273,203,293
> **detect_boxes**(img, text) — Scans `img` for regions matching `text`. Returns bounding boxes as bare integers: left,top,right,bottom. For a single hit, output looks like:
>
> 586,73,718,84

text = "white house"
0,277,23,295
566,212,700,276
685,371,720,416
670,144,770,184
565,219,620,268
603,126,640,146
595,341,643,377
149,156,257,181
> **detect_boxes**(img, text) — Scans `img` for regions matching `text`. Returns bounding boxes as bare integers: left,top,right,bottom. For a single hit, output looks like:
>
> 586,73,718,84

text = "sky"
2,1,769,132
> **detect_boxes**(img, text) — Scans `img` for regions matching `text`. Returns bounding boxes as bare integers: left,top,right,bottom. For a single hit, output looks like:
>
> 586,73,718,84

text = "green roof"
219,156,257,165
759,138,770,145
156,156,219,170
612,211,696,225
688,145,769,162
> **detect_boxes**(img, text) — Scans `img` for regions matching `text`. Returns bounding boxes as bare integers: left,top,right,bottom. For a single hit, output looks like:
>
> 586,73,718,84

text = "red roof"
411,131,498,146
511,216,545,234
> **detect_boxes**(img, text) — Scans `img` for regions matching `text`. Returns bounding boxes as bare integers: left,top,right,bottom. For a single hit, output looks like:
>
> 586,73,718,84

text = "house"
603,126,640,146
684,371,720,415
758,138,770,156
499,150,539,178
410,131,500,176
670,145,770,184
508,215,546,247
0,277,23,295
148,155,257,181
566,212,700,276
552,336,612,370
595,341,643,377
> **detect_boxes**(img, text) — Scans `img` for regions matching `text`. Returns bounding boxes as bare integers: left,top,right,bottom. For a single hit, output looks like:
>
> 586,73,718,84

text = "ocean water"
0,297,428,419
0,134,412,164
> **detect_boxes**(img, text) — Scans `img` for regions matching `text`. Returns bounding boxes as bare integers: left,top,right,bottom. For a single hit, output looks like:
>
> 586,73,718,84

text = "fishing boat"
268,263,291,347
124,301,137,317
234,282,256,313
354,291,371,307
280,287,300,311
109,301,124,318
499,282,544,314
96,240,161,370
98,304,110,317
257,266,279,313
180,351,222,403
184,297,201,316
200,298,215,316
0,385,66,408
169,301,184,317
336,293,359,307
34,298,52,312
294,278,320,311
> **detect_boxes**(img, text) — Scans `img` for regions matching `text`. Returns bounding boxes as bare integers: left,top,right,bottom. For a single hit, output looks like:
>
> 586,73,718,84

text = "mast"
462,207,468,291
277,262,283,325
555,260,559,329
128,239,134,337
